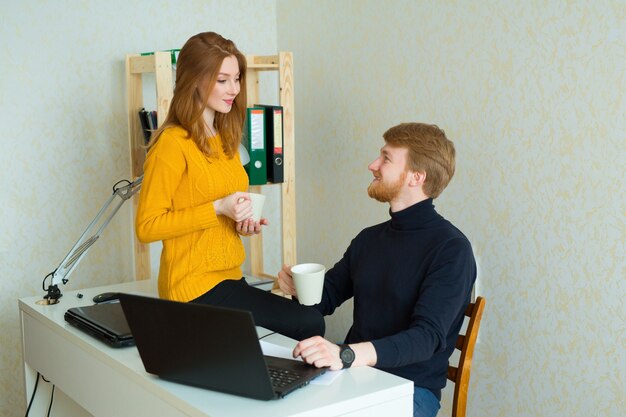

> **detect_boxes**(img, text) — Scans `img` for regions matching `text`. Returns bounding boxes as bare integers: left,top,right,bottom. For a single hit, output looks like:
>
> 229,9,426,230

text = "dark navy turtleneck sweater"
315,198,476,400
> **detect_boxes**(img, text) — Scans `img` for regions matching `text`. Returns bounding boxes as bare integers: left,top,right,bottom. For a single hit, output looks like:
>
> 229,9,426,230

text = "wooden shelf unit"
125,51,296,284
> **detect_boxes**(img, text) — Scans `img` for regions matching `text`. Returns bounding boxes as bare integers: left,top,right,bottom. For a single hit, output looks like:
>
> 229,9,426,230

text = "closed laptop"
64,302,134,348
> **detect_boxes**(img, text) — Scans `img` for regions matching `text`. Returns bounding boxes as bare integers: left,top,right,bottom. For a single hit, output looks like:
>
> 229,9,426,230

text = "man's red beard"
367,171,407,202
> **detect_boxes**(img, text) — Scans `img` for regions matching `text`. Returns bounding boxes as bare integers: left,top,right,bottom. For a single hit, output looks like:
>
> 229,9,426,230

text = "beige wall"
0,1,277,415
277,1,625,416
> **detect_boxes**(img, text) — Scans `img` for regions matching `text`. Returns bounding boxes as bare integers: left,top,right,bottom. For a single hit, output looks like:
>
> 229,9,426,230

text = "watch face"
341,346,355,363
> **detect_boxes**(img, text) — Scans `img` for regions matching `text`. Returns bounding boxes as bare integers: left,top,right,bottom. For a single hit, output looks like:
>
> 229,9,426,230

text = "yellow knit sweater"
136,127,248,302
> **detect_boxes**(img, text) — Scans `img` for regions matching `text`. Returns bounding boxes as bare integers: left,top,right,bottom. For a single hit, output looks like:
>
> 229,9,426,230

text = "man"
278,123,476,417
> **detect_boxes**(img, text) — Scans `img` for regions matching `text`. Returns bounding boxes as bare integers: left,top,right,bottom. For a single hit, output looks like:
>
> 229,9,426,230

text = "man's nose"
368,158,380,171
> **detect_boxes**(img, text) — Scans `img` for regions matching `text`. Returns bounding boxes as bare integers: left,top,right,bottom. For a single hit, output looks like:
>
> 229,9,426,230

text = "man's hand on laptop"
293,337,378,371
292,336,343,370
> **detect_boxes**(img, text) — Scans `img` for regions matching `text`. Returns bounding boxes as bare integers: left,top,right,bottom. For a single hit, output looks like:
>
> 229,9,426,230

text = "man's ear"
408,170,426,187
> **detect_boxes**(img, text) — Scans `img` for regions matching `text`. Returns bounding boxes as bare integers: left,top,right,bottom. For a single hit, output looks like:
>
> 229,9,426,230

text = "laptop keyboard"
268,367,300,388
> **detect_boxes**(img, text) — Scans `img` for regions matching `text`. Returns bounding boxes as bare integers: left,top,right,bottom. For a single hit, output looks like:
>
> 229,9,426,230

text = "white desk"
19,280,413,416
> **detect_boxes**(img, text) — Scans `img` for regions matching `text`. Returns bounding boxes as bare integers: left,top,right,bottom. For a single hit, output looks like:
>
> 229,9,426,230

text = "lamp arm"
42,175,143,303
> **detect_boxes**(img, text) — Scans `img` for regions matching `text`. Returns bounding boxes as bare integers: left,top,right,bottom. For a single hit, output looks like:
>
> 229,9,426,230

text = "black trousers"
190,278,325,341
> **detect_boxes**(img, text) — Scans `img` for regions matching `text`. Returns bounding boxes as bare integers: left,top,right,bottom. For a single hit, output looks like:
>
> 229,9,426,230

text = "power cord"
24,372,40,417
47,385,55,417
24,372,55,417
258,331,277,341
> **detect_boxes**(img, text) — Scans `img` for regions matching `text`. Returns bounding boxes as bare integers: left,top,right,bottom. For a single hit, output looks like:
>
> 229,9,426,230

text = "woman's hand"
277,264,297,297
213,192,252,222
236,218,269,236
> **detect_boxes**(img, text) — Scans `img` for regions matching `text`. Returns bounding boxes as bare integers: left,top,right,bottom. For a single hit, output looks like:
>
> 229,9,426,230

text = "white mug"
247,193,266,222
291,263,325,305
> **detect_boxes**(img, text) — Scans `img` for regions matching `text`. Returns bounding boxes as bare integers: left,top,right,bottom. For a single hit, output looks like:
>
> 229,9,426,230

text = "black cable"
25,372,40,417
40,375,50,383
258,331,277,341
47,385,55,417
42,271,54,291
112,179,131,192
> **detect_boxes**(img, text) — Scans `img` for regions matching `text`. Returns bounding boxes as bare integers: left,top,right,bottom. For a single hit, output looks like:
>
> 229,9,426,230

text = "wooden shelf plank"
128,55,157,74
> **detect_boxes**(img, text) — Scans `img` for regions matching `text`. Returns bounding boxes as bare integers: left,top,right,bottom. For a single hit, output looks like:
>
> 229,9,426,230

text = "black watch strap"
338,344,355,369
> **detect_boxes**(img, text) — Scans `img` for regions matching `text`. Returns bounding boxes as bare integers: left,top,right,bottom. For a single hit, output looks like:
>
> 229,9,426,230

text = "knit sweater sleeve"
314,241,356,316
371,237,475,368
135,133,219,243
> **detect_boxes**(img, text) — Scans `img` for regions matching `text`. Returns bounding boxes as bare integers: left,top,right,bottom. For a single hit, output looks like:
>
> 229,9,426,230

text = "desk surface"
19,280,413,417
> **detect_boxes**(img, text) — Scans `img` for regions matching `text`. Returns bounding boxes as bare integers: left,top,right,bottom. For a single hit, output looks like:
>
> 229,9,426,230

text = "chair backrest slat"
446,296,485,417
455,335,465,350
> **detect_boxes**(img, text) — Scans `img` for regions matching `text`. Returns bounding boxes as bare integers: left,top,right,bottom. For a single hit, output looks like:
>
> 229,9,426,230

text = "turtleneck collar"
388,198,441,231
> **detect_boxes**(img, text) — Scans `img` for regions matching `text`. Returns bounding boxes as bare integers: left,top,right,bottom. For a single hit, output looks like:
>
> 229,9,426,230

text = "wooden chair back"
447,296,485,417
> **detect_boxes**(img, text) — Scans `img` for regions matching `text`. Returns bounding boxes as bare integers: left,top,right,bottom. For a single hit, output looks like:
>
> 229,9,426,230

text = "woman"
136,32,324,340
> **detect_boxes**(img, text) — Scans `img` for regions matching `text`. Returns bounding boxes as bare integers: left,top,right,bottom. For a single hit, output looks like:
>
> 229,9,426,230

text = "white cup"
247,193,266,222
291,263,325,306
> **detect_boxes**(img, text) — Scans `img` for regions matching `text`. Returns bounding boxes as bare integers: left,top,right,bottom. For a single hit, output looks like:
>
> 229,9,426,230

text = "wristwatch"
338,344,355,369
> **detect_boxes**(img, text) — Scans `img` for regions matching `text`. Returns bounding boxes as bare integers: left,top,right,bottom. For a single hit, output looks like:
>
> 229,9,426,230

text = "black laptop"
118,293,327,400
64,302,134,348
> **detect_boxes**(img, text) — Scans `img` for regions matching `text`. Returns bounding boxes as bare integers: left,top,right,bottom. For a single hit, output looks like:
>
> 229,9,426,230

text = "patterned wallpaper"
0,1,277,415
277,1,625,416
